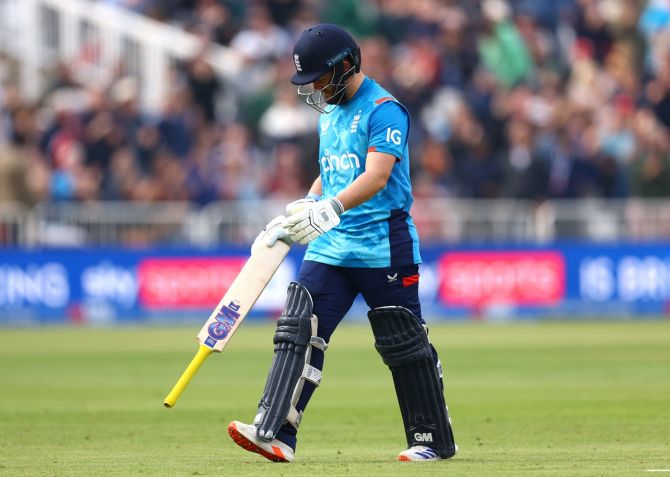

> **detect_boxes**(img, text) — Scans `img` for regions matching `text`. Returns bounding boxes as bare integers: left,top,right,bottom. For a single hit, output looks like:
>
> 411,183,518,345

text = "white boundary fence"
0,0,242,112
2,199,670,248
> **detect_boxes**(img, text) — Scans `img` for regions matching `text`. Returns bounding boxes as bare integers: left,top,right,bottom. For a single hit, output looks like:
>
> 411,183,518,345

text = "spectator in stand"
266,0,303,28
197,1,240,46
630,145,670,198
0,143,31,203
159,89,195,158
184,126,220,205
630,107,670,197
104,147,140,200
258,81,316,144
230,4,291,65
182,52,221,125
83,89,124,175
502,119,548,200
645,47,670,131
4,0,670,225
214,122,265,201
478,0,534,88
266,141,309,200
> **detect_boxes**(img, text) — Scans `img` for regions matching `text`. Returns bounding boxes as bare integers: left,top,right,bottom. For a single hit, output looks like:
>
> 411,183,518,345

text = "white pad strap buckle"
286,315,325,430
310,336,328,351
302,364,322,386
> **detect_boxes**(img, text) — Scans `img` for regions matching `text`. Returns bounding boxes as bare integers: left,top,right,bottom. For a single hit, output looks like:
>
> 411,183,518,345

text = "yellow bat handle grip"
163,345,213,408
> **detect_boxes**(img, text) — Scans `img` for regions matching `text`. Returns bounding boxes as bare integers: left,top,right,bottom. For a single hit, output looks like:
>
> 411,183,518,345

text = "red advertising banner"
438,251,565,306
138,257,247,309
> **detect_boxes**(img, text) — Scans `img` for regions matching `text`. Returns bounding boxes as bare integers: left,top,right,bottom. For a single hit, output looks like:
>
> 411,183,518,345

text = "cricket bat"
163,231,291,408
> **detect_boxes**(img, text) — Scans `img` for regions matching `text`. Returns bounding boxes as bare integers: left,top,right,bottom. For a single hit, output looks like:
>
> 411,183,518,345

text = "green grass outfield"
1,321,669,477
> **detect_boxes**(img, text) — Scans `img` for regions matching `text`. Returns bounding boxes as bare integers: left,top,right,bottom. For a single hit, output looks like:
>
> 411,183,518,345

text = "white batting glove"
285,193,320,216
285,198,344,245
251,215,291,255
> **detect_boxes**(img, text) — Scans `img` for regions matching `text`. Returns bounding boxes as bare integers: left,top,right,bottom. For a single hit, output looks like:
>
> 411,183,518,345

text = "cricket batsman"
228,23,457,462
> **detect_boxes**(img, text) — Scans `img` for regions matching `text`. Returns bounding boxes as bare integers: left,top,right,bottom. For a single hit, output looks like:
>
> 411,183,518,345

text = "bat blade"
195,239,291,352
163,238,290,408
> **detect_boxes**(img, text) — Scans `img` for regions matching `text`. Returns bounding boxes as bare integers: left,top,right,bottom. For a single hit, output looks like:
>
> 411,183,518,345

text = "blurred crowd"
2,0,670,206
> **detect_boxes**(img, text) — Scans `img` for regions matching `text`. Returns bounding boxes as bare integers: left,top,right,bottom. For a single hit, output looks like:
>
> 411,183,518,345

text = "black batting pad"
255,282,313,442
368,306,456,459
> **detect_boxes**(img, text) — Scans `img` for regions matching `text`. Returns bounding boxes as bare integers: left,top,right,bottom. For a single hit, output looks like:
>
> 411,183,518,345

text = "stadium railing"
27,201,203,248
0,0,242,111
2,199,670,248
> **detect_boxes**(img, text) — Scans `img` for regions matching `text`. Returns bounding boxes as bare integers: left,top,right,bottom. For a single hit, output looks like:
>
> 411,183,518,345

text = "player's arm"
336,101,407,210
308,176,322,198
335,152,394,211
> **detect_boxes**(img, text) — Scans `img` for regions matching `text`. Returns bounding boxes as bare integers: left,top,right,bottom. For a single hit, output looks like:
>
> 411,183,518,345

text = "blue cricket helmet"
290,23,361,85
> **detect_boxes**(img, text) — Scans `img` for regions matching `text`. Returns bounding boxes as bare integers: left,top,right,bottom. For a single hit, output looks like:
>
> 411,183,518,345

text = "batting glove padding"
285,198,343,245
251,215,291,255
285,197,317,217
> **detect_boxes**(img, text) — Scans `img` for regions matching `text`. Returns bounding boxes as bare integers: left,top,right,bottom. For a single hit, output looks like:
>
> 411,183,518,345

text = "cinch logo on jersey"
320,151,361,172
207,301,241,340
414,432,434,443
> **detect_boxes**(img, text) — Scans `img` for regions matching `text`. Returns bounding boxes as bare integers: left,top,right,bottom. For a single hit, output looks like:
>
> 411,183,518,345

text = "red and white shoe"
228,421,295,463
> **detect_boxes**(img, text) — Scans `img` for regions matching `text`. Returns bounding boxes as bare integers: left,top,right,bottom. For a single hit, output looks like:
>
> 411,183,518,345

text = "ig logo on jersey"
386,128,402,145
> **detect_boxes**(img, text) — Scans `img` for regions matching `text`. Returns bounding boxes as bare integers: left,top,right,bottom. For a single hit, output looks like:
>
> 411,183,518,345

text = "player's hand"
285,197,316,216
285,199,344,245
251,215,291,255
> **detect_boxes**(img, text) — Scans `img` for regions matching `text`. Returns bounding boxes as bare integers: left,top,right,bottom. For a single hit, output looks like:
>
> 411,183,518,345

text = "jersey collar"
340,76,372,109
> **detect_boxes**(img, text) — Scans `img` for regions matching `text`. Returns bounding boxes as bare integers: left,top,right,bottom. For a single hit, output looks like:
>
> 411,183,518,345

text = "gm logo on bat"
207,301,242,341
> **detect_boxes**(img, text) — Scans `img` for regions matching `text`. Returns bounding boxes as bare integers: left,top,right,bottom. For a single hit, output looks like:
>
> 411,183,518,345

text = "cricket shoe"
397,443,459,462
228,421,295,463
397,446,440,461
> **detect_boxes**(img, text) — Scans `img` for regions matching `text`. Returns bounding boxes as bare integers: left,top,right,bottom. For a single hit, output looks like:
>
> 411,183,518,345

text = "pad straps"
286,316,327,429
253,282,328,441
